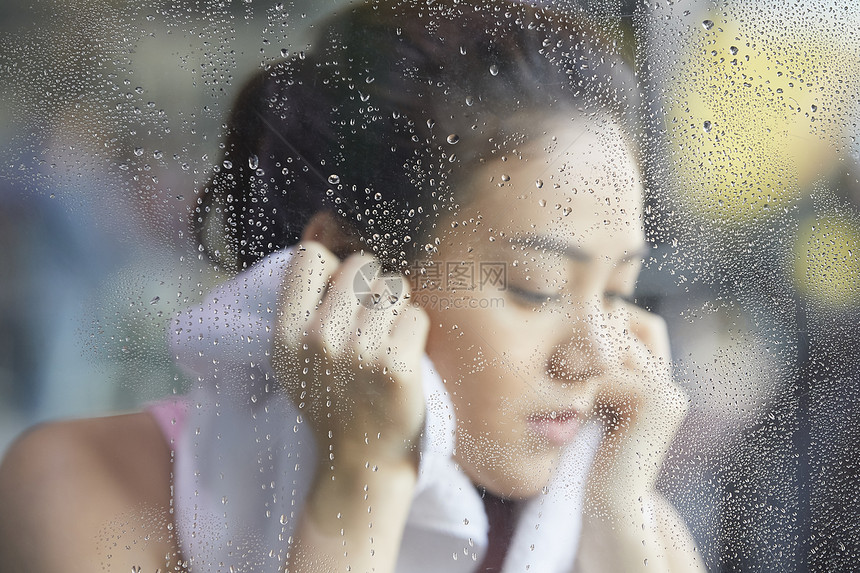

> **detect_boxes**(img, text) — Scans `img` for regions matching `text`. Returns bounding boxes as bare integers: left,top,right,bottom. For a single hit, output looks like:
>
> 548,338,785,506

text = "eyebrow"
509,235,649,263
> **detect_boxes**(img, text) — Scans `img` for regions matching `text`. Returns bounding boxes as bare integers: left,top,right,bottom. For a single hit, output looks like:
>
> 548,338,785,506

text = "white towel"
169,248,600,573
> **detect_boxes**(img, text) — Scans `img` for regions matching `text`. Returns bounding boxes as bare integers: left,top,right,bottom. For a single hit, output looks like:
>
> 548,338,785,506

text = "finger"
352,273,414,358
277,241,341,348
594,335,682,424
625,304,671,363
382,302,430,375
315,252,377,355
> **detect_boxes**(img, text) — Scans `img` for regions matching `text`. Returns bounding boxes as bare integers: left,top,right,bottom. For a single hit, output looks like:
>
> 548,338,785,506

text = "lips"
526,410,582,447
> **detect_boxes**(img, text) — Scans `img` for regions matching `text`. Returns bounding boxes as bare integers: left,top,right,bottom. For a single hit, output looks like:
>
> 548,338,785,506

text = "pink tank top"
146,398,189,447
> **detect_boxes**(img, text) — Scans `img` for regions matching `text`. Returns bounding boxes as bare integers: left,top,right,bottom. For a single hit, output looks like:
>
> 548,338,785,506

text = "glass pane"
1,0,857,571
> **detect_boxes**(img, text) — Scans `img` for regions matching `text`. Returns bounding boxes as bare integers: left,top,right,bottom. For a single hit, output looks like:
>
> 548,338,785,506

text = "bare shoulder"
0,412,183,573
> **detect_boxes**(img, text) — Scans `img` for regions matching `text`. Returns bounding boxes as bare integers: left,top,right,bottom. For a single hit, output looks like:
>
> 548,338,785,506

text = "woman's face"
417,117,645,498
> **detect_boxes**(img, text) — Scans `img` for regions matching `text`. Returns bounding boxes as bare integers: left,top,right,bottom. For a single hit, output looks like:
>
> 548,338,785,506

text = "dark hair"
193,0,638,273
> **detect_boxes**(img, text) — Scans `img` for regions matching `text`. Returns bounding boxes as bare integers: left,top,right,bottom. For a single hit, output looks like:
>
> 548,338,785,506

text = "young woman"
0,1,703,571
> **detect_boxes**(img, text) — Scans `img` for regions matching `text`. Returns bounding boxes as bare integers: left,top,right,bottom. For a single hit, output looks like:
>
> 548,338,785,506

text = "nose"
546,297,616,383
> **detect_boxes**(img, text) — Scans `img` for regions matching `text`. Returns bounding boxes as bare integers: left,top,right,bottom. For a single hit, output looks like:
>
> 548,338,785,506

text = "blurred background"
1,0,858,570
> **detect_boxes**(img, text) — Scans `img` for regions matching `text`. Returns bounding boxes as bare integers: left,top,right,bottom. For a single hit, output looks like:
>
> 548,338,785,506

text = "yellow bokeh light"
792,213,860,308
665,14,849,226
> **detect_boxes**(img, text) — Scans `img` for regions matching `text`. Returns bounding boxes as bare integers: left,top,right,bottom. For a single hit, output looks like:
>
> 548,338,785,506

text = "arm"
288,457,417,572
0,413,182,573
575,306,704,572
575,491,702,572
273,241,429,573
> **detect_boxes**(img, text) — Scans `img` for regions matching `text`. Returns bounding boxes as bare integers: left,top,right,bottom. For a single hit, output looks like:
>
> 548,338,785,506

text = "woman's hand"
271,241,430,573
273,241,429,472
587,303,688,510
577,303,702,572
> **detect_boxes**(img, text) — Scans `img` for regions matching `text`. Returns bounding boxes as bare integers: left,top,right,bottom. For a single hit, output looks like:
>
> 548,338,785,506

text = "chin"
458,449,559,500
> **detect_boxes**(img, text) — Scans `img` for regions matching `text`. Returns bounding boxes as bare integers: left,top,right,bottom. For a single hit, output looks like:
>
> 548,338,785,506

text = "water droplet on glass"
703,120,712,132
374,192,382,201
328,174,340,185
535,179,543,189
280,48,289,57
729,46,738,55
489,64,499,76
702,19,714,30
150,296,160,305
133,147,144,156
446,134,460,145
500,174,510,182
427,118,435,129
465,96,474,106
248,154,259,169
538,199,547,207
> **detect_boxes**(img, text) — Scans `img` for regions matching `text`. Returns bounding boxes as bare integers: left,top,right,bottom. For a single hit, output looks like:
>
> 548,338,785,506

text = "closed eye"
507,285,561,305
605,291,633,304
604,291,642,311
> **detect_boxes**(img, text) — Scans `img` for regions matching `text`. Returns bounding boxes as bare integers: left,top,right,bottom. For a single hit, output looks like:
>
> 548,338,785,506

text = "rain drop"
248,154,259,170
489,64,499,76
328,174,341,185
535,179,544,189
446,134,460,145
703,121,712,132
702,19,714,30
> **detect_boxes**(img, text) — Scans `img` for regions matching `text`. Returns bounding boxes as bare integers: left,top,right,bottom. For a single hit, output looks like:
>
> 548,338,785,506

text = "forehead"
457,118,644,255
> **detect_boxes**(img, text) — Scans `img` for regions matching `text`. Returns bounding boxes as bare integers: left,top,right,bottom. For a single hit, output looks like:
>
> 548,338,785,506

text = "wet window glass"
0,0,857,571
